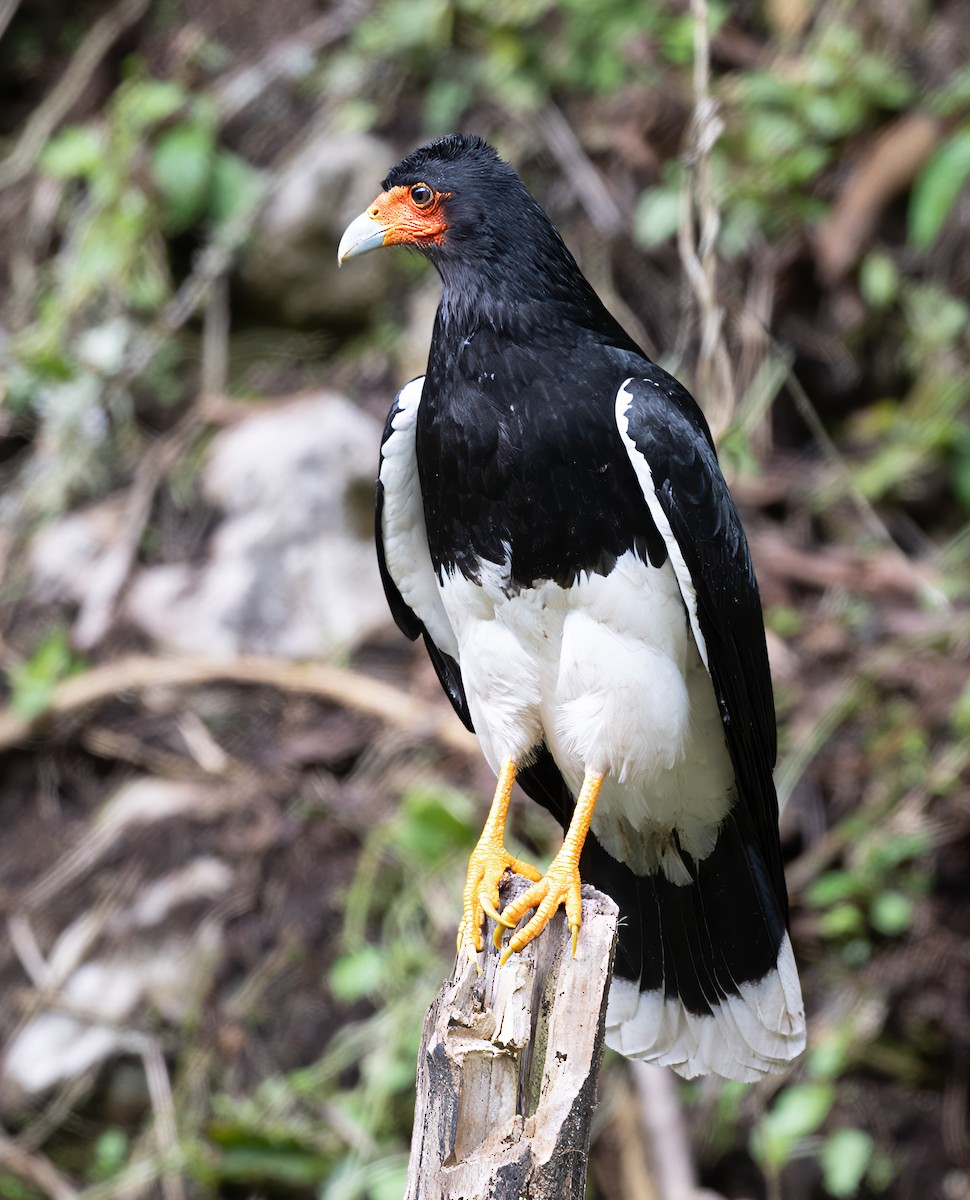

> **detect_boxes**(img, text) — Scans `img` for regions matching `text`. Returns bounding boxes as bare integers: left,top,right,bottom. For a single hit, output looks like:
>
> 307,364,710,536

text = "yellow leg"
457,758,543,964
497,769,604,964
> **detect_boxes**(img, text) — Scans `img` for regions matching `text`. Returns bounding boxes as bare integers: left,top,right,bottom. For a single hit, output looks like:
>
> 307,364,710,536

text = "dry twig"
0,0,22,44
678,0,736,437
815,113,942,286
631,1063,702,1200
0,1129,79,1200
533,104,626,236
212,6,363,123
73,408,206,651
0,653,478,757
0,0,152,191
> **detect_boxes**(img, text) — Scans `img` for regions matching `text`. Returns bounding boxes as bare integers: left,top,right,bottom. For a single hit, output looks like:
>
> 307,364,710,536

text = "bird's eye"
410,184,434,208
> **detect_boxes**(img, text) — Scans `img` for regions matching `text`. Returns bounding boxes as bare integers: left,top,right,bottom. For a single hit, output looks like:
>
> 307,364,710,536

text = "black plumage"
344,133,804,1079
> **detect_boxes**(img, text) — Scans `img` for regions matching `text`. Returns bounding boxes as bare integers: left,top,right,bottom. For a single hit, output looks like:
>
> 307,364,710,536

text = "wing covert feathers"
376,377,471,729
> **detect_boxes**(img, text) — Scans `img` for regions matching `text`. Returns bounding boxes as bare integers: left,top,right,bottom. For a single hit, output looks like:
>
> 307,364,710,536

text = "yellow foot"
456,757,542,965
456,839,542,963
495,768,603,965
495,856,584,964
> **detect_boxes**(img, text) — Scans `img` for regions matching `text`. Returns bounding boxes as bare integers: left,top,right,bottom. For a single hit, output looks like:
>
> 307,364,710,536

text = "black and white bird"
338,133,805,1081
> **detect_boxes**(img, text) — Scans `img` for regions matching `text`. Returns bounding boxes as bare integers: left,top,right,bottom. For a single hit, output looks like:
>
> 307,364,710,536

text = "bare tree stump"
405,876,619,1199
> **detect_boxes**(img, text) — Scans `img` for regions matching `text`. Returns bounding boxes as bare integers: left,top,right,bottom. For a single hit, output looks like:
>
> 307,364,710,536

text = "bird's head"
337,134,565,289
337,133,628,339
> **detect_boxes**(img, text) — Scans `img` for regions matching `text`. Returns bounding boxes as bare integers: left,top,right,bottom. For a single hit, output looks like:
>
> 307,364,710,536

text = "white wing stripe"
379,377,459,658
615,380,710,672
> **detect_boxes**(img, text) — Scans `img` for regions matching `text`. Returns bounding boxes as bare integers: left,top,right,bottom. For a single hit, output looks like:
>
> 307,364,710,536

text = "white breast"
438,549,736,881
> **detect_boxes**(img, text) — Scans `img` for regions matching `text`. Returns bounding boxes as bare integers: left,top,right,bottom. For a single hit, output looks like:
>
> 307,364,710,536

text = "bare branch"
0,0,152,192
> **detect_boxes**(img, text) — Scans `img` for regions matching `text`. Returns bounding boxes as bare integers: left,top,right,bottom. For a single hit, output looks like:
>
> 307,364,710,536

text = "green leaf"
329,945,385,1003
215,1145,327,1186
152,120,216,232
820,903,865,938
841,937,871,967
908,126,970,251
804,870,858,908
117,78,186,130
424,78,473,132
859,251,899,309
766,605,805,638
41,125,104,178
821,1128,873,1198
807,1025,856,1080
869,890,914,936
7,628,85,720
863,829,932,873
634,185,682,249
92,1129,129,1180
753,1082,836,1170
394,786,475,862
209,151,265,227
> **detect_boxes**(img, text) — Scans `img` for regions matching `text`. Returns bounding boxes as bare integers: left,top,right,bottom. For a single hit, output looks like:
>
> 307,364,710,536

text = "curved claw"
480,893,516,928
458,848,543,961
495,862,584,964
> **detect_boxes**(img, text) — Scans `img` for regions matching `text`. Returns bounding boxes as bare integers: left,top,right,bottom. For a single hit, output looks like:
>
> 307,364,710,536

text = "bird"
337,133,805,1081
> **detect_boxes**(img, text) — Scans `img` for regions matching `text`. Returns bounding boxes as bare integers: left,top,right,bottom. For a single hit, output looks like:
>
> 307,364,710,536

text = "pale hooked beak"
337,211,387,264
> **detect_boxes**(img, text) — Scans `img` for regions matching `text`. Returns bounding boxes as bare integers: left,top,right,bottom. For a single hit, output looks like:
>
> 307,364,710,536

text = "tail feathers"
602,806,806,1089
589,807,805,1081
517,746,805,1080
605,932,805,1081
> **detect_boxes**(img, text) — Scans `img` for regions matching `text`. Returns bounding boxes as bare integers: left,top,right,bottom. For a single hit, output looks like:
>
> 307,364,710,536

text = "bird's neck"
433,257,630,352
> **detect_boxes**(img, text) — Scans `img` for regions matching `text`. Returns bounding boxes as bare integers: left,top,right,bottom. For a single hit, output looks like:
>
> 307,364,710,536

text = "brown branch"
0,653,478,757
533,105,626,236
0,1129,78,1200
815,113,942,286
212,7,363,123
0,0,152,191
752,530,939,599
0,0,23,45
678,0,736,437
73,409,205,651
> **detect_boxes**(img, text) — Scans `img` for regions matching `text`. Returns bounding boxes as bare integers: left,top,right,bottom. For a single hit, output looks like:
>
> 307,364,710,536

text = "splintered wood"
405,878,619,1200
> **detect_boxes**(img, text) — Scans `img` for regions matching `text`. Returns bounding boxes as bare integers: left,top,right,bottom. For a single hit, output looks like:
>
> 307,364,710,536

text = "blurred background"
0,0,968,1197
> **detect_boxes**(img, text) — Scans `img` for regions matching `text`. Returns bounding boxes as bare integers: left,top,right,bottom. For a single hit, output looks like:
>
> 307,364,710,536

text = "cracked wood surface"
406,877,619,1199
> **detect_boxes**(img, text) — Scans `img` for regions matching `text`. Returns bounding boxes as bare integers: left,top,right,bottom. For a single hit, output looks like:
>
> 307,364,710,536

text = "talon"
458,758,545,958
480,893,515,928
489,770,603,960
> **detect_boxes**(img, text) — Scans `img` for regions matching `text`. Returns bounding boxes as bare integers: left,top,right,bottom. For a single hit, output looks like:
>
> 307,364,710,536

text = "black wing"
615,369,784,913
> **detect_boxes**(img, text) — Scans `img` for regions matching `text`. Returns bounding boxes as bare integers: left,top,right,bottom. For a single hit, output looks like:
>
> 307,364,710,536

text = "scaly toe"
496,864,583,961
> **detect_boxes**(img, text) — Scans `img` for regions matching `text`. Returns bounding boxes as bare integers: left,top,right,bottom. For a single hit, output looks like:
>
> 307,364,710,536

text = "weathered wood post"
405,876,619,1199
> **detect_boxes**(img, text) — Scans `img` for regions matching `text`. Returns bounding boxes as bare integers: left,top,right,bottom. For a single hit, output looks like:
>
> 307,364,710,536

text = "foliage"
804,821,931,956
5,626,86,719
908,124,970,251
3,65,264,516
196,783,484,1196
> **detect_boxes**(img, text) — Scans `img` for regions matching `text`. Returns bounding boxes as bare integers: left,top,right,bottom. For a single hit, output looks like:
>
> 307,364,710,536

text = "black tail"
518,746,805,1079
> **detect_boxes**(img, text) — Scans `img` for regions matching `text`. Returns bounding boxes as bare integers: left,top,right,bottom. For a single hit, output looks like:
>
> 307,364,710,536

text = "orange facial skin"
368,184,451,248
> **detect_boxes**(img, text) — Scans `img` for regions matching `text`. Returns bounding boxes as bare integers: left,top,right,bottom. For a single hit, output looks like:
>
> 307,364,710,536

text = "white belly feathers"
438,548,736,883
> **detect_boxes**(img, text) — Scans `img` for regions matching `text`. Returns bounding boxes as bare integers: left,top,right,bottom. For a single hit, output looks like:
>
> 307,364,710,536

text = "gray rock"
126,391,389,659
240,129,395,325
